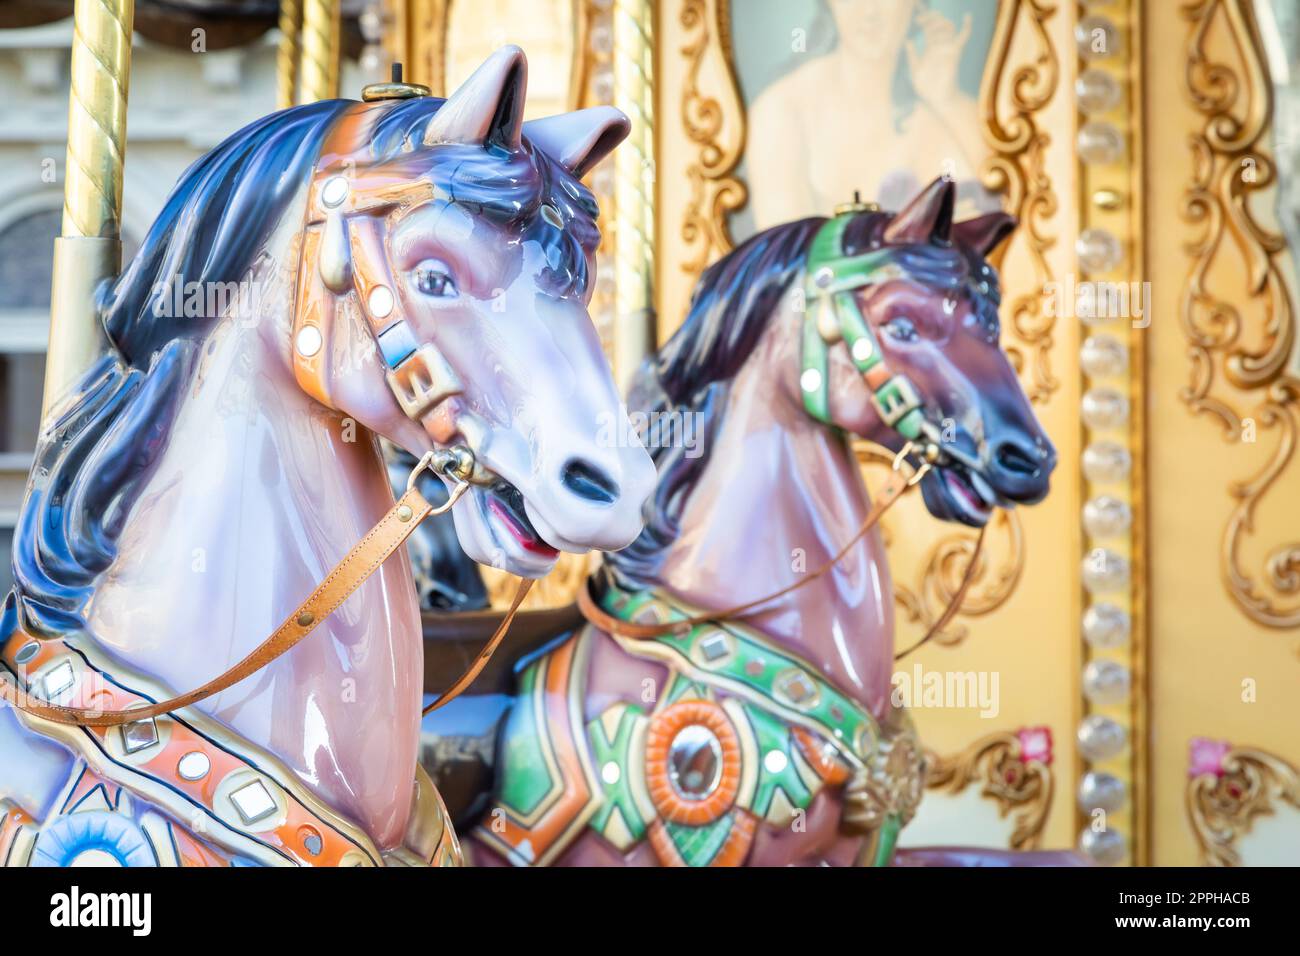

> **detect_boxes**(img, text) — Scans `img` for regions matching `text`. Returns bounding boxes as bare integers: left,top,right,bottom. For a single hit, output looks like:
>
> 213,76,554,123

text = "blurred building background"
0,1,376,593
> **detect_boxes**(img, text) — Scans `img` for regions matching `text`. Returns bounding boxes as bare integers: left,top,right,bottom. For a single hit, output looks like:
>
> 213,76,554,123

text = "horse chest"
478,588,926,868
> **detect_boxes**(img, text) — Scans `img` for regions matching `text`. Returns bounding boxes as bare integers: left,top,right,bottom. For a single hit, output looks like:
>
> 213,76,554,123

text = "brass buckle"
892,441,934,487
408,445,476,515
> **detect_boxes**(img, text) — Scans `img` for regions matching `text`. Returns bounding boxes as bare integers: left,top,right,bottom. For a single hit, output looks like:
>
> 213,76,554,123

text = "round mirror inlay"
177,751,211,781
669,724,724,800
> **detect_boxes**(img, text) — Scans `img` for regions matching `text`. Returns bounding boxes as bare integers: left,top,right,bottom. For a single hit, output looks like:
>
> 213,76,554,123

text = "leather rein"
1,450,531,727
578,442,986,661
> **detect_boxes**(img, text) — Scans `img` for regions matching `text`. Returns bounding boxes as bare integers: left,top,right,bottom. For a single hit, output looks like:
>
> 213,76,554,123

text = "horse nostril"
994,441,1042,479
561,459,619,504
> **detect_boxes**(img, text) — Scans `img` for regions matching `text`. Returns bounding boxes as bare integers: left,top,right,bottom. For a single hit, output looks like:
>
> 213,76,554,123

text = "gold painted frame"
675,0,746,287
1074,0,1148,868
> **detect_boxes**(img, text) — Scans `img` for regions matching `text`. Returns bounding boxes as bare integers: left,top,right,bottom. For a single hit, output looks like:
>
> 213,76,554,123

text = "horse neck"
655,324,896,717
83,303,424,849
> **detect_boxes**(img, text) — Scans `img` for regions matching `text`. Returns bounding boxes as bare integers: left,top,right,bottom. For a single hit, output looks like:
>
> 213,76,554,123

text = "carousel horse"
0,46,654,868
433,177,1079,866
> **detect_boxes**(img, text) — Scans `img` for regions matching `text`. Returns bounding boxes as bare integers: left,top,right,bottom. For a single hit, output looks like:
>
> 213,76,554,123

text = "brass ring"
427,479,470,516
407,444,476,492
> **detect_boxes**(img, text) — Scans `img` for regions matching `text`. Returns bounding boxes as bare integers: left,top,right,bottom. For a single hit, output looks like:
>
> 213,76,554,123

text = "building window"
0,353,43,453
0,208,59,309
0,206,59,594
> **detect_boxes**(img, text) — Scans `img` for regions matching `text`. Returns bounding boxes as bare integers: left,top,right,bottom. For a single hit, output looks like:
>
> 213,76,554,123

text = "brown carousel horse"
428,178,1081,866
0,47,654,868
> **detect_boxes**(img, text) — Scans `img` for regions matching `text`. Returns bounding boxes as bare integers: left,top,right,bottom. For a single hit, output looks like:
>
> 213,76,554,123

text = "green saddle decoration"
604,583,881,769
485,580,920,867
659,812,746,867
587,702,651,849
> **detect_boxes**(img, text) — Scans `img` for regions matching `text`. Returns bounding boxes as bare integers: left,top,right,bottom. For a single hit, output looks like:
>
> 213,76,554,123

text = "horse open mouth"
934,462,999,526
485,480,560,558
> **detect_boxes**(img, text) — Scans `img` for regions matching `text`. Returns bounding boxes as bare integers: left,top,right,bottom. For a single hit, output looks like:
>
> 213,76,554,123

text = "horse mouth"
928,462,999,527
484,479,560,558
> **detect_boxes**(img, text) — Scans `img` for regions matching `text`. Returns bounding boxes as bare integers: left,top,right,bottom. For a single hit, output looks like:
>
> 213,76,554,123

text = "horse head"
290,47,655,576
796,176,1056,526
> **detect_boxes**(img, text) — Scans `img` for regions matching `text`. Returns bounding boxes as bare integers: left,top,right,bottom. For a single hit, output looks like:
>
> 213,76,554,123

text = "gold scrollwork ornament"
1187,746,1300,866
923,730,1053,850
1181,0,1300,628
678,0,747,279
978,0,1061,404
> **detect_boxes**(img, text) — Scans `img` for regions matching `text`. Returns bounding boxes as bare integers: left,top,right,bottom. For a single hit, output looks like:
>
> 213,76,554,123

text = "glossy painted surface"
657,293,900,716
1,46,651,858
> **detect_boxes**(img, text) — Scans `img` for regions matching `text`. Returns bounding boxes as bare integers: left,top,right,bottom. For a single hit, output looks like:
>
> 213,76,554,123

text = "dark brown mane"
606,186,1015,590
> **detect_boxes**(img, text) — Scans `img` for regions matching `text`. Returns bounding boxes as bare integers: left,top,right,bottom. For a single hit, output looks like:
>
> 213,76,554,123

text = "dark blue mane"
14,101,352,636
604,216,825,588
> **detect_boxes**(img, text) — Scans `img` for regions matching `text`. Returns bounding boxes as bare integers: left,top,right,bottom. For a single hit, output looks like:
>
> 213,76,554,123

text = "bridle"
290,100,479,450
799,202,948,459
580,201,988,660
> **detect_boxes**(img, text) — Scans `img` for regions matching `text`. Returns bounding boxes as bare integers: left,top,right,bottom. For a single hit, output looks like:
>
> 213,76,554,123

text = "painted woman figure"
746,0,999,230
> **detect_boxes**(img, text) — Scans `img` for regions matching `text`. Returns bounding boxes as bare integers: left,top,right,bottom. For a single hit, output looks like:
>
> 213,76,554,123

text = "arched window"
0,207,60,309
0,207,62,455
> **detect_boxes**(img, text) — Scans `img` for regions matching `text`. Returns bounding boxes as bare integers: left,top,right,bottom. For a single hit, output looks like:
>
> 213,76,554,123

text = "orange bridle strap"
290,102,445,412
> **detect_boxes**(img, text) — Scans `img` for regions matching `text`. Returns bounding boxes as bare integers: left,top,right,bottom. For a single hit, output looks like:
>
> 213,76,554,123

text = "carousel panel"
1145,0,1300,865
7,0,1297,871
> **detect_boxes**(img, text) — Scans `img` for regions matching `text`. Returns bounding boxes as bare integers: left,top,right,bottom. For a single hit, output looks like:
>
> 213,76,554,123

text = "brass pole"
611,0,656,390
298,0,342,103
277,0,303,110
43,0,134,415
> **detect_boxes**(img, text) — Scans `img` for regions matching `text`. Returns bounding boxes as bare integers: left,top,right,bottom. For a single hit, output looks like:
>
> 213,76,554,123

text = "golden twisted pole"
298,0,342,103
61,0,133,239
43,0,135,415
277,0,303,109
611,0,656,388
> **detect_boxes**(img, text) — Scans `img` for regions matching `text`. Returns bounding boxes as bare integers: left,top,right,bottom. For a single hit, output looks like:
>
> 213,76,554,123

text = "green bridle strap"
800,214,927,442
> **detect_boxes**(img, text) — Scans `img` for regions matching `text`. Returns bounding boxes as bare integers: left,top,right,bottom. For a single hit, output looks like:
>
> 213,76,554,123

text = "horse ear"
424,45,528,150
523,107,630,178
952,212,1018,258
883,176,956,245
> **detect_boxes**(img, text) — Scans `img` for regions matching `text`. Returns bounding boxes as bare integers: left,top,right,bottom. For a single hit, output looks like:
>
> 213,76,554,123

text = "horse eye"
413,259,457,298
883,316,919,343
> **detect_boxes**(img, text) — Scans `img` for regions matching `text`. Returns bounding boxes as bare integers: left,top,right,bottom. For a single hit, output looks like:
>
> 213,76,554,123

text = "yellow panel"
1144,0,1300,866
